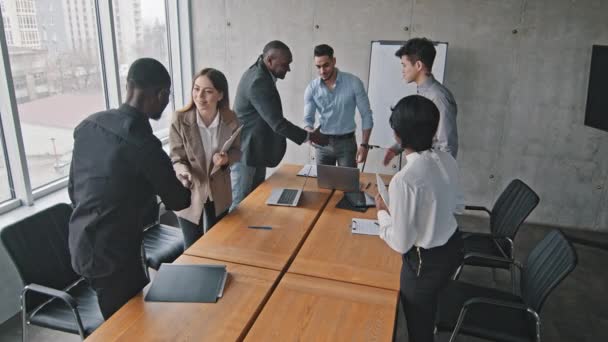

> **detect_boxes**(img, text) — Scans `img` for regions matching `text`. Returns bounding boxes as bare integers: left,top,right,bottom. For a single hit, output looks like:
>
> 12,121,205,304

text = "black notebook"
336,194,367,212
344,191,375,208
145,264,228,303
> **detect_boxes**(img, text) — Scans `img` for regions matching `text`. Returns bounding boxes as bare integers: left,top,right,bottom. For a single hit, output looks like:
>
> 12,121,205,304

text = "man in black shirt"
68,58,191,319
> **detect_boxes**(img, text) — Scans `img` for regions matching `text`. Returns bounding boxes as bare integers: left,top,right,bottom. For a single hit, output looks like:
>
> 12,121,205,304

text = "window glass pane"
2,0,105,189
113,0,172,137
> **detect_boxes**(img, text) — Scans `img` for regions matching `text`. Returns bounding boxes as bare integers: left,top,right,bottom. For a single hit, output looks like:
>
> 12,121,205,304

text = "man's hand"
383,147,397,166
177,172,193,189
213,152,229,167
356,145,369,164
375,193,389,213
309,126,329,146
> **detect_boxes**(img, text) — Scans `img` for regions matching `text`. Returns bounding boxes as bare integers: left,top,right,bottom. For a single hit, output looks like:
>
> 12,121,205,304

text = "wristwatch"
360,143,370,149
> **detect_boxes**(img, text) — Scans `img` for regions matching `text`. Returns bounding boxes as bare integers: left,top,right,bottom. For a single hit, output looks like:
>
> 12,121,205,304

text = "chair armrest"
450,296,536,341
464,205,491,215
24,284,78,309
464,252,523,270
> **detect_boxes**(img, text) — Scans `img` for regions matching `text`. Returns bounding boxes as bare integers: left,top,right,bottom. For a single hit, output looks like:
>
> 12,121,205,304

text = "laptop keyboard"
277,189,299,205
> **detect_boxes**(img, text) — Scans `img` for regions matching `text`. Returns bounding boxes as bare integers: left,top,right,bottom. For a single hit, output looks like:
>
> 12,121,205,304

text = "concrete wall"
192,0,608,231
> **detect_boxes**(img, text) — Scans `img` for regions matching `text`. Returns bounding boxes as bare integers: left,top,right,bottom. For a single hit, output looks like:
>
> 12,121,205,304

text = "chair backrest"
0,203,80,310
490,179,540,238
521,229,577,312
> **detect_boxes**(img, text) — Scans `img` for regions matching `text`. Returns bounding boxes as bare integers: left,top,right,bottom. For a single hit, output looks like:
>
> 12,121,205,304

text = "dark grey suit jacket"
233,56,307,167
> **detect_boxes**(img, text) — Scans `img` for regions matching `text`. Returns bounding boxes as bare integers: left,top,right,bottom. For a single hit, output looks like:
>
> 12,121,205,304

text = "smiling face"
314,55,336,81
192,75,223,113
267,50,292,80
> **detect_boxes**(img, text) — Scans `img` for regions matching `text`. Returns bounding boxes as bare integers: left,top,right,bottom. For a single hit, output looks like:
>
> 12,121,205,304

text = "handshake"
305,126,329,146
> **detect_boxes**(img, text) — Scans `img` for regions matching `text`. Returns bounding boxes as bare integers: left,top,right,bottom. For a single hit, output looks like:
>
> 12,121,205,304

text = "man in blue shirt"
304,44,373,167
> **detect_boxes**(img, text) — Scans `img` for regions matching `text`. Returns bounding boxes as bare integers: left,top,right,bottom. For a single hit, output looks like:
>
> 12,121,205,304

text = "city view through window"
0,0,170,198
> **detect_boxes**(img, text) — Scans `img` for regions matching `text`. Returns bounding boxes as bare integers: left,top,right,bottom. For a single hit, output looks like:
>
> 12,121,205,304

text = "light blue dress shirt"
303,69,373,135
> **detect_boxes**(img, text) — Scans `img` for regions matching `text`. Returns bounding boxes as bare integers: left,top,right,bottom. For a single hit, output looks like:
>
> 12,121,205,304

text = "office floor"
1,215,606,342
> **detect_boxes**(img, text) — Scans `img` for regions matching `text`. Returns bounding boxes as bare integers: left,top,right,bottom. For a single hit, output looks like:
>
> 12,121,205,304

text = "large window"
113,0,173,136
0,0,189,212
3,0,104,189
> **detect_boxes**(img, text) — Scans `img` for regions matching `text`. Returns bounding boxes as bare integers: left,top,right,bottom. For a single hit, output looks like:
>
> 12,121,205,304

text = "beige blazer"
169,107,241,224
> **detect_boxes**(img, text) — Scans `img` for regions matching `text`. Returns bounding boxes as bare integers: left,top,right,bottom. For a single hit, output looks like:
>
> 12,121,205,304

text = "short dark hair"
127,58,171,89
394,38,436,70
263,40,290,56
389,95,439,152
314,44,334,58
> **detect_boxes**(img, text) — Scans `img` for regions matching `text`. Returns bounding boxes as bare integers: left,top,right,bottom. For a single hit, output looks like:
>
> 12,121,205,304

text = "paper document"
211,125,243,174
351,218,380,236
297,164,317,178
376,173,389,207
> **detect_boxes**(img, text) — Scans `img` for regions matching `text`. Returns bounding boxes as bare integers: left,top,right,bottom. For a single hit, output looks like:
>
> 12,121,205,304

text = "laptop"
317,164,360,192
266,167,312,207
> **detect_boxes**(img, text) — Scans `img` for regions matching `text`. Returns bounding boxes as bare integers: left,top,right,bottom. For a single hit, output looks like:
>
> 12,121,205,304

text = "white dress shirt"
196,111,220,202
377,149,464,254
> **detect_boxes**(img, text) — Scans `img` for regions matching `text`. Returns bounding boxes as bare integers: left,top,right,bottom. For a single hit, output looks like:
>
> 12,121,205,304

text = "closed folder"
336,194,367,212
145,264,228,303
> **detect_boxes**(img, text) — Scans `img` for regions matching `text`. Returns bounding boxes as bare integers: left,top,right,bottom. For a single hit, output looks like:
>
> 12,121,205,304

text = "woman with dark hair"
169,68,241,248
375,95,464,342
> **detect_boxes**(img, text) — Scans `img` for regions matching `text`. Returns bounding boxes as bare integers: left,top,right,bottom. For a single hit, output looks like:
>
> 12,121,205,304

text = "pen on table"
248,225,272,230
374,222,379,226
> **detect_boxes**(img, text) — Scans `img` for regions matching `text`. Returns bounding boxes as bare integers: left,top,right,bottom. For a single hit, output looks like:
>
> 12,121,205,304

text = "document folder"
145,264,228,303
211,125,243,175
351,218,380,236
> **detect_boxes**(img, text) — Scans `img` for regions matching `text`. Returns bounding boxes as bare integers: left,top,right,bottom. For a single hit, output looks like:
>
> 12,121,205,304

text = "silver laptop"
266,167,312,207
317,164,360,192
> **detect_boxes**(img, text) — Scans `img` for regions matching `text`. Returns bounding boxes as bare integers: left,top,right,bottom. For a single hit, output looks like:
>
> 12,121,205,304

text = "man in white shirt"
375,94,464,342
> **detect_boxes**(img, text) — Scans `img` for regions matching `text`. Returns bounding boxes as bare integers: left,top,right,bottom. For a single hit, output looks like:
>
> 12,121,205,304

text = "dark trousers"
87,260,149,319
177,200,227,248
314,134,357,167
400,230,464,342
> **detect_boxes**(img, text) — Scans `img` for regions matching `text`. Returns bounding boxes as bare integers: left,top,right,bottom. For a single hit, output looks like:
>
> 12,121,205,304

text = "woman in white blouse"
375,95,464,342
169,68,241,248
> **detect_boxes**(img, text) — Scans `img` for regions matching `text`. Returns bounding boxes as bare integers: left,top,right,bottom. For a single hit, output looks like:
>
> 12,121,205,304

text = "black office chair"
142,199,184,270
437,229,577,342
0,203,103,341
455,179,540,286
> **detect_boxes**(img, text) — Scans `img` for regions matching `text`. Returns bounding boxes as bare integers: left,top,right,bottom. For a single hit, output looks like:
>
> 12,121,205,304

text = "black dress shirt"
68,104,190,278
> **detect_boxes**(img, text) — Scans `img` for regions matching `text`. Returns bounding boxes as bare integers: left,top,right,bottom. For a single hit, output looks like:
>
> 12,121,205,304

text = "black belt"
406,228,461,255
326,132,355,140
404,229,462,276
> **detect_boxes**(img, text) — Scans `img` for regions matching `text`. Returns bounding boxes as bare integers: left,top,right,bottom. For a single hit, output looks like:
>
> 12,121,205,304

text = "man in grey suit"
231,40,328,210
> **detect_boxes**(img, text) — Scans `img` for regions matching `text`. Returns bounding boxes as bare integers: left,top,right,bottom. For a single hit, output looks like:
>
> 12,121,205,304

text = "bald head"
262,40,292,80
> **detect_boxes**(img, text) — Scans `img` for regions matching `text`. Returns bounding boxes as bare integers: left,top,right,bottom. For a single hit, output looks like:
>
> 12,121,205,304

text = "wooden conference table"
288,173,401,291
87,164,400,341
183,164,332,272
86,255,279,341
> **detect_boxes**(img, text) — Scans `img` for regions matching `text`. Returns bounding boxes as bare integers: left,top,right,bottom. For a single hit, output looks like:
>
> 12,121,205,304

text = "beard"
148,110,163,121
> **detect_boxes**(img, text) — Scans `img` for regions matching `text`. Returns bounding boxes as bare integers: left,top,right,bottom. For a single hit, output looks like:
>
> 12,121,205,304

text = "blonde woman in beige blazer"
169,68,241,247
